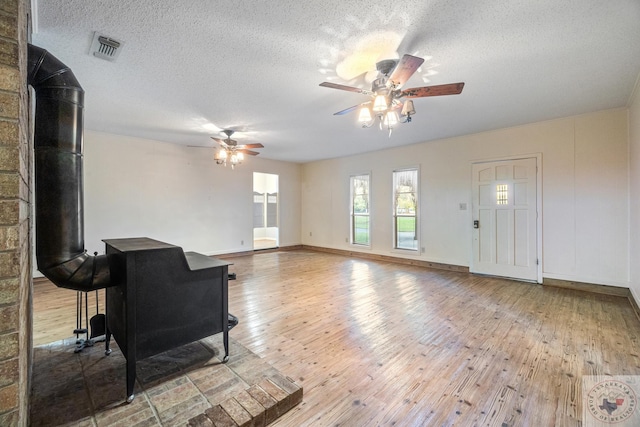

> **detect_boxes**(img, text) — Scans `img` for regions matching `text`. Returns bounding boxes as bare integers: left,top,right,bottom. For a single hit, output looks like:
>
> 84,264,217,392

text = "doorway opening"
253,172,279,250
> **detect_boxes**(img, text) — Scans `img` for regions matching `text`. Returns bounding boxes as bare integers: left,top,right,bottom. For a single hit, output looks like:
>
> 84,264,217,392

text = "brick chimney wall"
0,0,33,425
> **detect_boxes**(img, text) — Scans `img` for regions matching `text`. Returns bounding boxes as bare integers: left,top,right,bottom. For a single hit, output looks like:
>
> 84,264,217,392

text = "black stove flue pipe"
27,44,112,291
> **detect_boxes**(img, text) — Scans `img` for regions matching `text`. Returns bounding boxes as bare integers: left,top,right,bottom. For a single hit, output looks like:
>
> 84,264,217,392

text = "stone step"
188,376,303,427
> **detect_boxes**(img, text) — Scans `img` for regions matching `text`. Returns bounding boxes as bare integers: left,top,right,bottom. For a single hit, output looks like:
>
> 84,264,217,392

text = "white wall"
82,130,301,257
301,108,629,287
629,76,640,300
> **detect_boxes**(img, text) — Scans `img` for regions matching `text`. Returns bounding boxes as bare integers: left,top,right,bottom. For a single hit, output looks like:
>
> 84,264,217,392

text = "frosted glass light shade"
216,149,227,160
358,106,372,122
384,111,398,127
372,95,388,112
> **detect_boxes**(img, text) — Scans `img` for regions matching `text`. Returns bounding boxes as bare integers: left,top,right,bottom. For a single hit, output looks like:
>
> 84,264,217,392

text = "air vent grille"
89,32,124,62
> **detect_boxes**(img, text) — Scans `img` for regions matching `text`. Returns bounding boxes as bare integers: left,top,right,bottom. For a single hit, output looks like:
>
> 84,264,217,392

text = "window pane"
396,216,417,250
393,168,418,250
353,215,370,245
395,192,416,214
351,174,370,246
353,194,368,213
497,184,508,205
353,175,369,213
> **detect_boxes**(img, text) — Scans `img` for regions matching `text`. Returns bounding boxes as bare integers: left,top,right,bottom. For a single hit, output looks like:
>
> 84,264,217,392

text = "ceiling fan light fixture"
214,148,227,162
319,54,465,137
401,100,415,117
383,110,399,128
400,100,416,123
208,129,263,169
358,106,372,122
372,94,388,112
358,106,376,128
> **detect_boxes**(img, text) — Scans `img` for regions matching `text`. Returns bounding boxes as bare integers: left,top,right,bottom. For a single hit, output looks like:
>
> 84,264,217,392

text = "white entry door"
471,157,540,282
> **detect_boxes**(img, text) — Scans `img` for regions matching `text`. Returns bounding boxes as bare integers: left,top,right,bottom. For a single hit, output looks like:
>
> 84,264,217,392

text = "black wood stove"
27,45,239,404
104,237,233,402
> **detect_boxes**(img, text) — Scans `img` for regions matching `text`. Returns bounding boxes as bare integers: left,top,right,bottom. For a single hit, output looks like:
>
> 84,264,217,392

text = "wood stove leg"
223,328,229,363
105,327,112,355
105,292,111,355
126,357,136,403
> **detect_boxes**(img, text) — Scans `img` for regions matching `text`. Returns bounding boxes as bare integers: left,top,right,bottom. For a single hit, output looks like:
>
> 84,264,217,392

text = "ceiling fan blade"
319,82,373,96
401,82,465,98
334,101,371,116
241,143,264,149
239,149,260,156
211,137,230,148
388,54,425,88
334,105,360,116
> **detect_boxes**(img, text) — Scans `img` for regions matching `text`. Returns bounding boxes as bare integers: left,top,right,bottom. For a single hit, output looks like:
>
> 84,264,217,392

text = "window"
496,184,508,205
393,168,418,251
350,174,370,246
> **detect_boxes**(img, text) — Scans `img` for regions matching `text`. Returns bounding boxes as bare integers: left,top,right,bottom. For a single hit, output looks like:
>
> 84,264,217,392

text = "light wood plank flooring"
34,249,640,426
33,279,105,347
254,238,278,251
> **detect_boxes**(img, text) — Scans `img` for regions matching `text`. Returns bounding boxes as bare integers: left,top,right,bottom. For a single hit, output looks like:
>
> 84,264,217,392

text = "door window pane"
497,184,508,205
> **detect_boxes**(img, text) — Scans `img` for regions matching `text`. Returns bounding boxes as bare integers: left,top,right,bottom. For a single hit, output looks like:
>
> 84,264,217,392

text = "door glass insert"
496,184,508,205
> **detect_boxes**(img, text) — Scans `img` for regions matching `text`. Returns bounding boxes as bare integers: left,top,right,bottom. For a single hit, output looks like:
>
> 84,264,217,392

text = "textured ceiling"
32,0,640,163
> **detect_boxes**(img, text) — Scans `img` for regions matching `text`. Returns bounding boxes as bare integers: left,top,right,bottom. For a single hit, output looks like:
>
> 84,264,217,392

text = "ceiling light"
358,106,373,124
215,148,227,161
372,95,388,112
401,100,415,122
383,110,398,128
210,130,263,169
215,147,243,169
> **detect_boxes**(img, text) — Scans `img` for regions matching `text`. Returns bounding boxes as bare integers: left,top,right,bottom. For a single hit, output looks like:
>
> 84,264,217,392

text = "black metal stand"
73,290,106,352
73,291,93,353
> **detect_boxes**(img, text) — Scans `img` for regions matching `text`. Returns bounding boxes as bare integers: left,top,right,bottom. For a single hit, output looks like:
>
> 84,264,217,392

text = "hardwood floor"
32,279,105,347
254,238,278,250
33,249,640,426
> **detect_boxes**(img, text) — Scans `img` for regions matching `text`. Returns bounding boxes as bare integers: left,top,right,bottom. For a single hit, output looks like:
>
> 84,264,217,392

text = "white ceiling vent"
89,32,124,62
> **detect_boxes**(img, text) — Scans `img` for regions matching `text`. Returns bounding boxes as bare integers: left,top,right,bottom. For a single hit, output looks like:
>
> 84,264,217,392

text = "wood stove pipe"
27,44,113,290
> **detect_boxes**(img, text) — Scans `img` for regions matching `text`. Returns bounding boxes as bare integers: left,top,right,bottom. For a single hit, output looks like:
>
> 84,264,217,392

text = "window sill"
390,247,421,257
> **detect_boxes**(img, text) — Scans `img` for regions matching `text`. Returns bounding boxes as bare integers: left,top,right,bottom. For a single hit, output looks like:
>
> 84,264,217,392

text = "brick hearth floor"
30,334,302,426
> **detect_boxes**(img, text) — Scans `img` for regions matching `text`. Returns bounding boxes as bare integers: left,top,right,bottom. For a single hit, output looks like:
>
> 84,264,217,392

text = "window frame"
350,172,371,247
392,167,420,252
